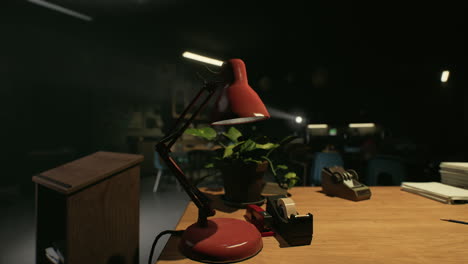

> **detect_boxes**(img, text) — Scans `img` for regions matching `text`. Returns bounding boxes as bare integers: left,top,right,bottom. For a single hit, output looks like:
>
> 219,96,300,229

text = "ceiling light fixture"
27,0,93,22
308,124,328,129
182,51,224,66
295,116,303,124
349,123,375,128
441,70,450,83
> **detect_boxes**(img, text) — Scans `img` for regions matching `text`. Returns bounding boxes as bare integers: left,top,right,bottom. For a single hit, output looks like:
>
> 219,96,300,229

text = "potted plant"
184,126,299,207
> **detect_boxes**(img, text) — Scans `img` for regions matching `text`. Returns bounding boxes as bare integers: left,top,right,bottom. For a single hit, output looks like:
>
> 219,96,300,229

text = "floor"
0,175,190,264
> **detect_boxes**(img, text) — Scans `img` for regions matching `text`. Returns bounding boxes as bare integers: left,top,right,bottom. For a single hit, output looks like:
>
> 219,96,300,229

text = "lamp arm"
156,81,219,226
155,143,215,225
159,81,219,149
164,84,208,140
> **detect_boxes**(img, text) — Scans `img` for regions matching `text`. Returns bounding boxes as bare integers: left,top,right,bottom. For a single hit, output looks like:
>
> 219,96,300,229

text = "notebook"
439,162,468,189
401,182,468,204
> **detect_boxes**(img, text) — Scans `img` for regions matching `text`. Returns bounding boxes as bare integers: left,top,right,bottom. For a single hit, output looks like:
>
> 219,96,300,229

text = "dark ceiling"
14,0,466,65
3,0,467,129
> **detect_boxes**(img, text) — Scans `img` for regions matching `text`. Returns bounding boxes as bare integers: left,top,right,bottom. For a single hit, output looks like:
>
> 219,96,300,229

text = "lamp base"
179,218,263,263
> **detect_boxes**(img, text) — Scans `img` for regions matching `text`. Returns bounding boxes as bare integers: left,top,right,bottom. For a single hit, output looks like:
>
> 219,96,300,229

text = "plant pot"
219,160,268,208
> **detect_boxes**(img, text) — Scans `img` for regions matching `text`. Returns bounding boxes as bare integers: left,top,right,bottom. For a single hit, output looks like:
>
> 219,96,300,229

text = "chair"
365,155,406,186
284,143,315,186
309,152,344,186
153,151,181,192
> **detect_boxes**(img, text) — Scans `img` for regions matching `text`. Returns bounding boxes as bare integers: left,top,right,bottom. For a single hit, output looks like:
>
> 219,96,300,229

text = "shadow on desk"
203,189,240,213
316,190,328,195
274,233,305,248
202,183,290,213
157,236,186,261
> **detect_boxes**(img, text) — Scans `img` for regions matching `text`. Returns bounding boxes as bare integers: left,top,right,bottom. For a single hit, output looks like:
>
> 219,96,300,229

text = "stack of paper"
439,162,468,189
401,182,468,204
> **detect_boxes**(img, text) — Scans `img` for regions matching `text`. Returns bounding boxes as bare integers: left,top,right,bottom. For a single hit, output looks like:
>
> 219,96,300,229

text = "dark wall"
0,3,200,187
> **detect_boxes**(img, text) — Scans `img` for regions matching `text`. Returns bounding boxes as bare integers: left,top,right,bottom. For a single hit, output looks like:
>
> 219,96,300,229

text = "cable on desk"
148,230,184,264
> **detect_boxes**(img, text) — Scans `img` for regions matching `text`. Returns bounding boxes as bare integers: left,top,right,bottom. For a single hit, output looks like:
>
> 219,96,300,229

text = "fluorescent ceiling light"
349,123,375,128
182,52,224,66
441,70,450,83
308,124,328,129
295,116,303,124
27,0,93,22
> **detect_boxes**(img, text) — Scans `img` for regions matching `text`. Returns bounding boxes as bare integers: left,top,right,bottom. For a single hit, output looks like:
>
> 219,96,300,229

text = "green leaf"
288,179,298,188
223,142,242,158
284,172,298,179
222,127,243,143
184,127,217,141
240,139,257,152
256,143,279,150
204,163,215,168
283,172,299,188
243,158,262,164
223,144,235,158
276,164,288,170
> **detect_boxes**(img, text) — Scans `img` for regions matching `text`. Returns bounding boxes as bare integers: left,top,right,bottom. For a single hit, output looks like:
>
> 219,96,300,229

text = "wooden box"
32,151,144,264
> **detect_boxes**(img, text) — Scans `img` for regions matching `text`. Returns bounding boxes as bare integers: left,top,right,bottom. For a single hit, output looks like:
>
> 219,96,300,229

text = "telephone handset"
321,166,371,201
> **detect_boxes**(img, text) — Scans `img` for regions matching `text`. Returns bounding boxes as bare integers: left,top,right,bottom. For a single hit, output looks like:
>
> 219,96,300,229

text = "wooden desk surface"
156,187,468,264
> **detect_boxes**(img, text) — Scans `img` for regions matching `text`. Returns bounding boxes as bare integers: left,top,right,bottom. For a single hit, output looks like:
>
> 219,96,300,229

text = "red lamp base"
179,218,263,263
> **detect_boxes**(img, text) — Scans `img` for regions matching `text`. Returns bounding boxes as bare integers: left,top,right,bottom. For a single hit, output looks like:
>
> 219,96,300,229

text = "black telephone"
321,166,371,201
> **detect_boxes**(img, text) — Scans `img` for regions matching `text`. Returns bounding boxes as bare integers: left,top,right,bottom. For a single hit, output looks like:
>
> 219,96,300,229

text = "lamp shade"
211,59,270,125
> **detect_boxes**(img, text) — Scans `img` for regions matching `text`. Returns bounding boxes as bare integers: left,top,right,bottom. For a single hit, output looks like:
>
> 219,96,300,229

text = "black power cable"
148,230,184,264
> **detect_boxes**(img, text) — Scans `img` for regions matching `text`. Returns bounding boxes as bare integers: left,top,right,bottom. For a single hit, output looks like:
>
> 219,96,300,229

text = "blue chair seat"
309,152,344,186
366,155,406,186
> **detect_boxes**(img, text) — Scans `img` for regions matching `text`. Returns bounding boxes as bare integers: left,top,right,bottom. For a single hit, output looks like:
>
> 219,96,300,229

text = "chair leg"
153,170,163,192
175,179,182,192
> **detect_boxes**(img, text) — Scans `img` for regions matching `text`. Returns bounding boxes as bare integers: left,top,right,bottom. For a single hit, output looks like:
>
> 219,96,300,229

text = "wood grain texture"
156,187,468,264
32,151,144,194
34,151,142,264
67,165,140,264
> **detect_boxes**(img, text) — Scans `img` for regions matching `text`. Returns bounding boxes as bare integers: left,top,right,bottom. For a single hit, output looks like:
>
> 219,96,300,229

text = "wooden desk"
156,187,468,264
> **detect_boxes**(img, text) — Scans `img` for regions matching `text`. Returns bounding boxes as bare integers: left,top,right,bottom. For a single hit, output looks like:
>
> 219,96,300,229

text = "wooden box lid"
32,151,144,194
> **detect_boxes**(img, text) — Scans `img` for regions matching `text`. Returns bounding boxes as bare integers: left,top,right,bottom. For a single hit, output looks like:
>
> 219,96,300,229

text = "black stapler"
321,166,371,201
265,195,313,246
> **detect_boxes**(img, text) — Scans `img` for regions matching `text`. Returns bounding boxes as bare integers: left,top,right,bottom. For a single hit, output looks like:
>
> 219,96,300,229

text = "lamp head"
211,59,270,125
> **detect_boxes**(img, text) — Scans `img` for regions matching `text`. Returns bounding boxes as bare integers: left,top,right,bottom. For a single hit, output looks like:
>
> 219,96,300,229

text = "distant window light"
182,52,224,66
441,70,450,83
349,123,375,128
295,116,303,124
329,128,337,136
308,124,328,129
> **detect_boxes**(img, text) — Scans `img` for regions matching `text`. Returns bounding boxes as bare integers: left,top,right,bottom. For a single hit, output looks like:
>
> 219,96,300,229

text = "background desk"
156,187,468,264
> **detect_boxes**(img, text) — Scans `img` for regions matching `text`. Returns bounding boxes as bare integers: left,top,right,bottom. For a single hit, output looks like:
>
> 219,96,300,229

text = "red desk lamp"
155,59,270,263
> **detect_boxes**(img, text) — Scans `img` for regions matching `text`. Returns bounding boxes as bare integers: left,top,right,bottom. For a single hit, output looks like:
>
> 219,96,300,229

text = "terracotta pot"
219,160,268,207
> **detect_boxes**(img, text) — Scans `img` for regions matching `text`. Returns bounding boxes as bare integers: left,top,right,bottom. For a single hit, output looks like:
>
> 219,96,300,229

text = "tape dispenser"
265,195,313,246
321,166,371,201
